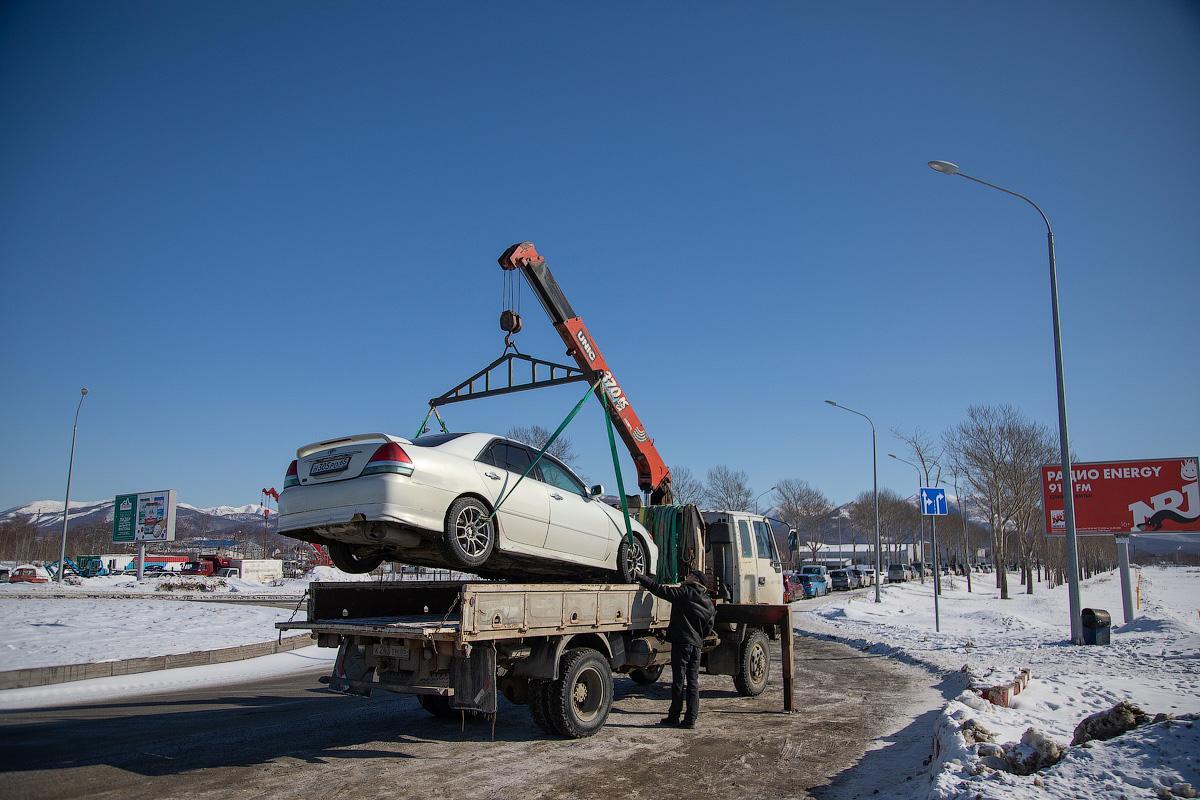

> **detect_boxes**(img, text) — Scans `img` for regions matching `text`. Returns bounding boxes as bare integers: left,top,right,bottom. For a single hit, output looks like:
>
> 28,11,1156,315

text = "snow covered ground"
0,597,304,671
794,566,1200,799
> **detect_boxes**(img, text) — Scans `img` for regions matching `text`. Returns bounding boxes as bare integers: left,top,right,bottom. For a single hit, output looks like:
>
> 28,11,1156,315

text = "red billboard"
1042,457,1200,535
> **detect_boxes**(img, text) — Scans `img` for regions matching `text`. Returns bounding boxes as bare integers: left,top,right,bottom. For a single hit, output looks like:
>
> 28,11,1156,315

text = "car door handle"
550,493,564,500
484,472,501,480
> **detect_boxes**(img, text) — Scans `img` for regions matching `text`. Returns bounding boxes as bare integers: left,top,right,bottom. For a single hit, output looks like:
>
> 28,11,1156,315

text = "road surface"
0,620,942,800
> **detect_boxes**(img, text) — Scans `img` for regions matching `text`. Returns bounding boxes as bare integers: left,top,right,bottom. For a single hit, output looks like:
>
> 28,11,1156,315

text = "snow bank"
0,645,336,711
794,566,1200,799
0,597,302,670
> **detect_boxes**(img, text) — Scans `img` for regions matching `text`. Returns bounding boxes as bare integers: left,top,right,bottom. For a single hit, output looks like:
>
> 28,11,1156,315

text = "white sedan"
276,431,656,582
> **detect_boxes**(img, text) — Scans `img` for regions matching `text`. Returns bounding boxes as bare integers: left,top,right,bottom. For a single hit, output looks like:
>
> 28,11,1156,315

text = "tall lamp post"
57,387,89,583
889,454,925,583
825,400,882,604
754,486,778,514
928,159,1083,644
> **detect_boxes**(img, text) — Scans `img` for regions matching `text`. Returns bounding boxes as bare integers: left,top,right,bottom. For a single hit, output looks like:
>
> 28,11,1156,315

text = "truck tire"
439,497,495,570
733,629,770,697
528,680,562,735
327,542,384,574
544,648,613,738
629,665,663,685
616,536,648,583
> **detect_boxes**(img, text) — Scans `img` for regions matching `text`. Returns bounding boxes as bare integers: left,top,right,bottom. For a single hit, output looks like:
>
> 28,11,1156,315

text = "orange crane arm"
499,242,672,503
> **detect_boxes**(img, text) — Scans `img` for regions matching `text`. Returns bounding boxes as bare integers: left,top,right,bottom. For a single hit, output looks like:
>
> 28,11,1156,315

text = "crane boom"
498,242,672,503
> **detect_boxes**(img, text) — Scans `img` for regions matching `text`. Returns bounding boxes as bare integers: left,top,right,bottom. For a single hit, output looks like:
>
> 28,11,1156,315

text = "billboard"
112,489,178,543
1042,458,1199,535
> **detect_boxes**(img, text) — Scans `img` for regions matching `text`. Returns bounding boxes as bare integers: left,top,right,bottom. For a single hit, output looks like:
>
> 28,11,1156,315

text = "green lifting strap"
482,376,603,525
600,389,637,553
413,405,449,440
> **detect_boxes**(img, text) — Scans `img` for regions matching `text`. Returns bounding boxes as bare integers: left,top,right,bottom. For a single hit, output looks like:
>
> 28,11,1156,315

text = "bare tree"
668,466,706,506
506,424,579,470
894,426,942,581
704,465,754,511
774,479,832,561
999,414,1057,594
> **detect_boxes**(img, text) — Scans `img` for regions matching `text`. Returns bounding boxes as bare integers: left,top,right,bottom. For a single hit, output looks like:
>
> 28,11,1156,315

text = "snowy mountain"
0,498,275,535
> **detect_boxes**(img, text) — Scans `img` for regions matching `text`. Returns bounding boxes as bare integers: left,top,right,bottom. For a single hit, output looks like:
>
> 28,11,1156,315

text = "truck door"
751,518,785,604
735,518,758,603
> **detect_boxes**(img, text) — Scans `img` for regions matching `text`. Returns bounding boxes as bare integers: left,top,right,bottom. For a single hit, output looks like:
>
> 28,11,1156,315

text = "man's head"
683,570,707,586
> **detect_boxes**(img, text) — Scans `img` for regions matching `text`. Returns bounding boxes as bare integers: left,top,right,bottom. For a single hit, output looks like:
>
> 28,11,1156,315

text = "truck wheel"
528,680,562,735
629,664,663,685
616,536,648,583
418,694,456,719
439,497,495,570
545,648,613,738
327,542,384,574
733,629,770,697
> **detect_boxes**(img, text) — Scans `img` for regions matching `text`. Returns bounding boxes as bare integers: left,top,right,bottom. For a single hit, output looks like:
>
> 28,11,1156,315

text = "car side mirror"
590,484,604,497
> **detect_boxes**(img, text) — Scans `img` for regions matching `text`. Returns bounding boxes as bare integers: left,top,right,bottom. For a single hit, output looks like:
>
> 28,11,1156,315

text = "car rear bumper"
277,474,451,535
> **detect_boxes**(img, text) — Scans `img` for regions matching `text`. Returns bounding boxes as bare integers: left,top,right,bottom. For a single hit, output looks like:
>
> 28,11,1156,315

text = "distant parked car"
783,572,804,602
850,566,875,586
796,574,828,598
798,564,829,582
9,565,48,584
829,569,854,591
0,567,10,583
887,564,908,583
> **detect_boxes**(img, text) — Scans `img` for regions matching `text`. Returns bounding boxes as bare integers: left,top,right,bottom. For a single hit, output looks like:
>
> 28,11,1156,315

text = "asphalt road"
0,619,943,800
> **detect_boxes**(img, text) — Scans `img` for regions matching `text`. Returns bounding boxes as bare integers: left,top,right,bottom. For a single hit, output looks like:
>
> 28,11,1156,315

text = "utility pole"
57,387,89,582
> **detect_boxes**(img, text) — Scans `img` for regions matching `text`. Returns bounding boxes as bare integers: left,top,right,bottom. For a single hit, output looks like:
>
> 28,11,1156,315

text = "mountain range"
0,499,277,537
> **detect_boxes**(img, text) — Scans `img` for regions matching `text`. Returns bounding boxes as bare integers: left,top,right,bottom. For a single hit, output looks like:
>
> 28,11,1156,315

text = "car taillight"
362,442,414,476
284,459,300,488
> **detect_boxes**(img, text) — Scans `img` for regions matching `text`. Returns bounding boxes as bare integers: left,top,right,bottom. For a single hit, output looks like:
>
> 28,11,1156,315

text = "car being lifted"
277,431,656,583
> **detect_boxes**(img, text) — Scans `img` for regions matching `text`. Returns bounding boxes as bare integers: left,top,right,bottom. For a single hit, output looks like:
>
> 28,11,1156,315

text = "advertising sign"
1042,458,1199,535
112,489,178,543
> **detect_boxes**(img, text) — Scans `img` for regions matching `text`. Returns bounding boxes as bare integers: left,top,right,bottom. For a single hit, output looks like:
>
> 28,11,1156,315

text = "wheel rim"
572,665,605,723
623,539,646,577
749,643,767,685
455,506,492,557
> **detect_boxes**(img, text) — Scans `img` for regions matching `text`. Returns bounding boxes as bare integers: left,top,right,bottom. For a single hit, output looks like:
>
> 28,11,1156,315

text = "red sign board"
1042,457,1200,535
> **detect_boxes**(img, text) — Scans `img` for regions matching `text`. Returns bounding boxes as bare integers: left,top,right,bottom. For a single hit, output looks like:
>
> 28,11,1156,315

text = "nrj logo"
1132,459,1199,531
1050,509,1065,529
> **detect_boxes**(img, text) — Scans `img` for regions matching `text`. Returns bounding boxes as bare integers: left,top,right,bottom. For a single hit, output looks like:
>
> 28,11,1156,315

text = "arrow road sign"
921,487,948,516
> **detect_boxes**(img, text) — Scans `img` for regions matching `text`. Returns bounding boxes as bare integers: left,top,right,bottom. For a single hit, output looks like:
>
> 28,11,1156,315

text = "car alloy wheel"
454,504,493,558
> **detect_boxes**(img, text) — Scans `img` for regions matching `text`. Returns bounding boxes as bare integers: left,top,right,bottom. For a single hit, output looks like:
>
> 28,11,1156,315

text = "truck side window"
752,520,777,561
737,520,754,558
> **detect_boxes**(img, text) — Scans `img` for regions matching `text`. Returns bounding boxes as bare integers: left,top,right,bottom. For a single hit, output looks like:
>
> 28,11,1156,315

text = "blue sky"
1,1,1197,511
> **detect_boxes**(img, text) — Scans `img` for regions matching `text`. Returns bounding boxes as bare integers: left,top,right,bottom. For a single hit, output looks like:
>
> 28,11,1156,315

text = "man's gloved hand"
636,573,655,589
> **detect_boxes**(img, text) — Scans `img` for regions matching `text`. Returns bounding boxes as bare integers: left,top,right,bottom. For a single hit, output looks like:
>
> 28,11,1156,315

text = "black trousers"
668,643,701,723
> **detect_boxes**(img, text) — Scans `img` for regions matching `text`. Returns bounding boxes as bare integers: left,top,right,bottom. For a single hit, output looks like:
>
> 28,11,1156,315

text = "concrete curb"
0,634,314,691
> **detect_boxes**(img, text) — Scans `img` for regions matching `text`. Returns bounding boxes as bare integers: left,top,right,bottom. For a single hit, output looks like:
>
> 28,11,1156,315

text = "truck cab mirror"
590,484,604,497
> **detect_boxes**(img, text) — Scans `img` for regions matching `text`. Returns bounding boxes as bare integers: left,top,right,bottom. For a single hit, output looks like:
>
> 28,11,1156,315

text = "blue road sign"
920,487,948,516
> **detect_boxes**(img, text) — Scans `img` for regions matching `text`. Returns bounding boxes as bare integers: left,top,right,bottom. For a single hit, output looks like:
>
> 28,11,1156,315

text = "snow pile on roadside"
0,645,336,711
0,597,303,670
793,567,1200,798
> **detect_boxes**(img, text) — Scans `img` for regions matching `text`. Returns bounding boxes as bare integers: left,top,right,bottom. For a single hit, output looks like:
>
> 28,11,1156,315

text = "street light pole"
825,401,882,604
754,486,778,514
57,387,89,583
950,471,973,593
891,452,942,631
928,160,1083,645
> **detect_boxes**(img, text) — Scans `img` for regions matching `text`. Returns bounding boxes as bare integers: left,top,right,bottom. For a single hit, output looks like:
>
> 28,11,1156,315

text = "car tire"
629,665,664,685
440,496,496,570
733,629,770,697
326,542,385,574
615,536,648,583
544,648,613,738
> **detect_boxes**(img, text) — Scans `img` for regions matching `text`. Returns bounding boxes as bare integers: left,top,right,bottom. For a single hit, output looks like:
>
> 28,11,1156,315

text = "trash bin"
1081,608,1111,645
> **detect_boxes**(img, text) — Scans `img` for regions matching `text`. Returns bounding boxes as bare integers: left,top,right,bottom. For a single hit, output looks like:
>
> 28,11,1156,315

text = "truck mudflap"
450,643,497,715
326,639,376,697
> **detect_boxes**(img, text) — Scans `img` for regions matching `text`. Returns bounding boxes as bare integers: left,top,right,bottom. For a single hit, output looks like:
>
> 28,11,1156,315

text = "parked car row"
785,564,877,600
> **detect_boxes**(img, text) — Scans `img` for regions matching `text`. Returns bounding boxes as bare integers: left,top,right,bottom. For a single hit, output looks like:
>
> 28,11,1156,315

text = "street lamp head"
928,160,960,176
887,453,899,460
824,400,837,406
80,387,89,396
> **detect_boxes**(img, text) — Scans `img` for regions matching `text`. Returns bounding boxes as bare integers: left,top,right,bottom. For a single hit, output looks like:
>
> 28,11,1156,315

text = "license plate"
310,454,352,476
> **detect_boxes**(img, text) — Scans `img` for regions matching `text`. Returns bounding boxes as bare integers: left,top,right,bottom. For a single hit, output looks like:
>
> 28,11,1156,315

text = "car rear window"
412,433,467,447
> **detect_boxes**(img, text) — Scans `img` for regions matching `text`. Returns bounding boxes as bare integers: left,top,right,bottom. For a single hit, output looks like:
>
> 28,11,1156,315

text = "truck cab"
702,511,784,605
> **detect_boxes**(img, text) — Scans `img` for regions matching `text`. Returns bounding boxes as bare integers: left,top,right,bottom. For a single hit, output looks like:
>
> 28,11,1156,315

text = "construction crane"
426,242,672,504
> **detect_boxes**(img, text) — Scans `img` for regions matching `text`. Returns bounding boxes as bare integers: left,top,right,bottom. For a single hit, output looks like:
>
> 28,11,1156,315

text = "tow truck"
278,242,794,737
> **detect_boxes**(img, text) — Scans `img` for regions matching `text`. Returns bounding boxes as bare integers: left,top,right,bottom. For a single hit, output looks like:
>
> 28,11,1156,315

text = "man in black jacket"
636,570,715,729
